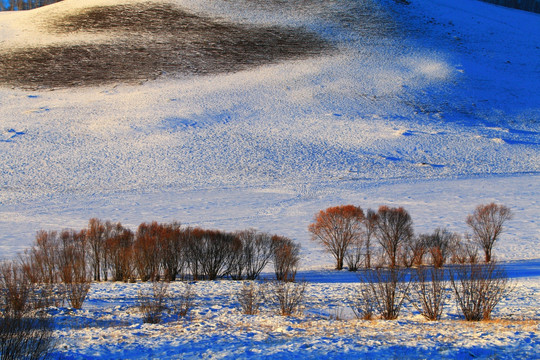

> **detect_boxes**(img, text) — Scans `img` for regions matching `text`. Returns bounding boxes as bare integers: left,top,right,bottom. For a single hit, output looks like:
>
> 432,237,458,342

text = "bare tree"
308,205,365,270
105,224,135,282
157,223,186,282
364,209,377,268
229,230,275,280
23,231,64,308
424,228,459,268
408,266,448,320
374,206,414,268
104,224,134,282
86,218,106,282
450,234,479,264
345,236,364,272
449,262,512,321
58,230,91,309
271,236,300,282
401,235,427,268
466,203,513,263
134,222,163,282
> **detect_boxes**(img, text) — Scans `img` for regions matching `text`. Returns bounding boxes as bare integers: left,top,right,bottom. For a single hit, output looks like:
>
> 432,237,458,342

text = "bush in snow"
408,266,448,321
237,281,265,315
351,283,375,320
268,280,306,317
358,266,412,320
0,310,56,360
171,282,196,320
137,280,170,324
449,262,512,321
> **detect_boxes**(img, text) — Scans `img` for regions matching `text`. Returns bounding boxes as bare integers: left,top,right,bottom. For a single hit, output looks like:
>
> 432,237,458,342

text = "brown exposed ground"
0,3,330,89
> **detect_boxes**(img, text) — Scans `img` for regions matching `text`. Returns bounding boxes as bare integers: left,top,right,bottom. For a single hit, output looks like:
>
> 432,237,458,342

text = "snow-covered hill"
0,0,539,260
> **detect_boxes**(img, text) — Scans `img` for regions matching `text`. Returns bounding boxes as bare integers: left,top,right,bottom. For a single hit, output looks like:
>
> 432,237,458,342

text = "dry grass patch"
0,3,330,89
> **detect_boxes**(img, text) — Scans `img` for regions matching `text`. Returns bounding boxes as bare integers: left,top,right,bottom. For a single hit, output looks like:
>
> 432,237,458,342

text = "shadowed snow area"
0,0,539,261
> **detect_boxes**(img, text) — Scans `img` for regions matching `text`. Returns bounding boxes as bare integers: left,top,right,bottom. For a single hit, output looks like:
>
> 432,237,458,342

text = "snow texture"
0,0,539,358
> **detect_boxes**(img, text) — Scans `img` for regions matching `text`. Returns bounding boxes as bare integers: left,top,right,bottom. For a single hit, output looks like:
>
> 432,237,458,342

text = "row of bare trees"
309,203,512,270
0,220,301,311
0,0,61,11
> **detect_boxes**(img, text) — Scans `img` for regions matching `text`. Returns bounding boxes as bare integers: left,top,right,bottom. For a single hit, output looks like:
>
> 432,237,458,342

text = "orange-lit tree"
308,205,365,270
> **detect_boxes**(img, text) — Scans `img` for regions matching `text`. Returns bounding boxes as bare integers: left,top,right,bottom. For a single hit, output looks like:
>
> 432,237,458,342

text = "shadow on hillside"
0,3,330,89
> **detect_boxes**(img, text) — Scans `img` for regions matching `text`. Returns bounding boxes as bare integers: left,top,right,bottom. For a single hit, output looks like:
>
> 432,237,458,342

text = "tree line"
309,202,513,270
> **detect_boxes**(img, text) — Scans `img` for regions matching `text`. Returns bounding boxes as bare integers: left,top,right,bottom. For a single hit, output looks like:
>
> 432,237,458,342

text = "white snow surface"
0,0,538,260
0,0,539,357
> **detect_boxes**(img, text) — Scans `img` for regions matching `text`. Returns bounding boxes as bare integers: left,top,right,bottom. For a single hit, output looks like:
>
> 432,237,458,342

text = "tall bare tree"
373,206,414,268
364,209,378,268
466,203,513,263
308,205,365,270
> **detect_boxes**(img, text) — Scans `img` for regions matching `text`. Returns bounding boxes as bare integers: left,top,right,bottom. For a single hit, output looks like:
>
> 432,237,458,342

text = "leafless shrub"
171,282,195,320
449,262,512,321
137,281,169,324
0,310,56,360
308,205,365,270
408,266,448,320
466,203,513,263
374,206,414,268
271,236,300,282
351,284,375,320
0,261,31,313
22,231,64,308
268,280,306,316
237,281,265,315
359,266,412,320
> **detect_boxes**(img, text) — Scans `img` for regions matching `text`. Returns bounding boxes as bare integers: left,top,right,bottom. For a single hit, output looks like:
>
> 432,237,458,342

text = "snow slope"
0,0,538,261
1,1,539,358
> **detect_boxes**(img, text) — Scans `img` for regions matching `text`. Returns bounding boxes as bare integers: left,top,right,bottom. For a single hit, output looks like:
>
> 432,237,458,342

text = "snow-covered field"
0,0,539,358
